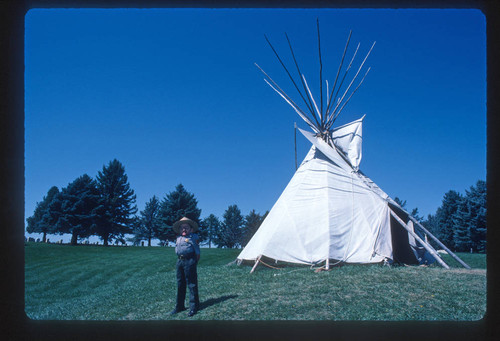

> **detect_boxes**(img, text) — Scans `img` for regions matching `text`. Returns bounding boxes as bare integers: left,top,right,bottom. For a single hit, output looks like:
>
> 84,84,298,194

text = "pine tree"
135,196,161,246
452,198,472,252
56,174,100,245
26,186,60,242
423,213,440,249
95,159,137,246
435,190,463,251
394,197,423,222
393,197,407,208
465,180,486,253
126,216,143,246
158,184,201,245
216,205,244,249
241,210,267,247
410,207,424,223
200,214,221,248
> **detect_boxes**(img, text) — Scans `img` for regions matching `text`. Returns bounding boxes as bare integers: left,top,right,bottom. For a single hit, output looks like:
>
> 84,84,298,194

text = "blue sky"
25,8,486,240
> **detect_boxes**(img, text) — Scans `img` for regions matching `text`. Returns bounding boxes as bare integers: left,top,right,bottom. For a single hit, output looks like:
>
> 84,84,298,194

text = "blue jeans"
175,257,199,311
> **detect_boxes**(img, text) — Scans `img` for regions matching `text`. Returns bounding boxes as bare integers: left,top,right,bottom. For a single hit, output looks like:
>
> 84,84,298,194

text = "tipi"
237,23,470,272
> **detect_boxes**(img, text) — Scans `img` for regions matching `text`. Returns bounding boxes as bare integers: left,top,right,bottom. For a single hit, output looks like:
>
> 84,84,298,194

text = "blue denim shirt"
175,233,200,256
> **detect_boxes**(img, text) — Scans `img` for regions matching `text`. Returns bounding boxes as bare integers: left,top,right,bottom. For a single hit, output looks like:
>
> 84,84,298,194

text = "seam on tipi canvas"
370,199,386,260
262,158,311,263
240,163,305,261
284,202,311,264
341,170,357,263
295,157,319,264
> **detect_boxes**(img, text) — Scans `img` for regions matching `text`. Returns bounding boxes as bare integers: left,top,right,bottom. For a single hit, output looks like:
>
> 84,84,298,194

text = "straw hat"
172,217,199,233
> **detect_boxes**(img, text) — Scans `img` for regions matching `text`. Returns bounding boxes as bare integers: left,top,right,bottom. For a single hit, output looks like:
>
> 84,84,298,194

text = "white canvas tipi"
237,25,470,271
238,117,424,267
238,117,394,265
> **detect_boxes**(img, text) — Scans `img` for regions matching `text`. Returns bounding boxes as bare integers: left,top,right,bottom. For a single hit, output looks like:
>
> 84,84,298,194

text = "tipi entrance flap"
371,204,393,260
326,173,394,263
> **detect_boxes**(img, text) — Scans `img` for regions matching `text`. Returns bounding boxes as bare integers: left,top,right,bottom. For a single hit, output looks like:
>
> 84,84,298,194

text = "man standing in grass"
170,217,200,317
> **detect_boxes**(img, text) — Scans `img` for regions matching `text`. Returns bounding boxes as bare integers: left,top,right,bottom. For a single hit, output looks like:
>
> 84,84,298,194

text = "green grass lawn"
24,242,486,320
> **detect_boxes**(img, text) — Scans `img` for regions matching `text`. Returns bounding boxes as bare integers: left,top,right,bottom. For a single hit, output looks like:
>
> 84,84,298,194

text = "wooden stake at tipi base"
250,255,262,274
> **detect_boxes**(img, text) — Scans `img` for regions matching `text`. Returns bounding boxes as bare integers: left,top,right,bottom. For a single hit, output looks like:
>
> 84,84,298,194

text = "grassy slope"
25,243,486,320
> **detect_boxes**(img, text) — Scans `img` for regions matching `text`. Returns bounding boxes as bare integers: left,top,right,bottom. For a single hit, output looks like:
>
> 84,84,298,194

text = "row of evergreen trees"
422,180,486,253
130,188,267,248
27,159,267,248
394,180,486,253
27,159,486,252
27,160,137,246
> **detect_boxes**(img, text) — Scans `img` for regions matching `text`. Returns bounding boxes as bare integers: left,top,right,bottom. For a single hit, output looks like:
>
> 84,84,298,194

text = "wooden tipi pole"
294,122,298,170
409,217,471,270
325,30,352,116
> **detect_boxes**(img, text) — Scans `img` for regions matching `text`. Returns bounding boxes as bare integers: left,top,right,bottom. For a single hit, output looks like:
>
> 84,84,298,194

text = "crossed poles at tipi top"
255,19,375,146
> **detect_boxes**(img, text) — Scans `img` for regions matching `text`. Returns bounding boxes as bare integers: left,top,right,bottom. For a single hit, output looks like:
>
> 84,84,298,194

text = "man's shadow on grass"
199,295,238,311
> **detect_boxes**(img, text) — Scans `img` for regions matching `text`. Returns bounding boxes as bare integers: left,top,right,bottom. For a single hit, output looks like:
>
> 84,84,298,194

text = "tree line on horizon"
26,159,267,248
27,159,486,253
422,180,486,253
